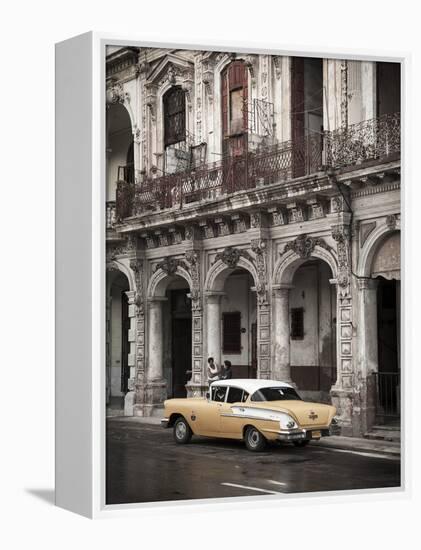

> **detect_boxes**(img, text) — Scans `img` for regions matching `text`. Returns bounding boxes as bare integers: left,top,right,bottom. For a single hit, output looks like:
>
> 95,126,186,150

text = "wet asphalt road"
106,419,401,505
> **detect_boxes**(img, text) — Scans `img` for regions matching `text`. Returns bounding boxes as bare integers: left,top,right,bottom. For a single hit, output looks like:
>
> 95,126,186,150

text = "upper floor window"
221,61,248,138
163,86,186,147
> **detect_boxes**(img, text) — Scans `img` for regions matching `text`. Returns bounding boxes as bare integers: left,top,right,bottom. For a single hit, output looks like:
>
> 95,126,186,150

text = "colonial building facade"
105,46,400,437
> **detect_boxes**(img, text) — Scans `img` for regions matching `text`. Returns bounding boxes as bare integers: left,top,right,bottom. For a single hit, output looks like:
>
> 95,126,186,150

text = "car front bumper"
161,418,169,428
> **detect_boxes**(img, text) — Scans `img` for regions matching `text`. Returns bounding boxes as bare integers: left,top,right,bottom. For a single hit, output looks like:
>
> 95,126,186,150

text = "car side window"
226,387,244,403
212,386,227,402
241,391,249,403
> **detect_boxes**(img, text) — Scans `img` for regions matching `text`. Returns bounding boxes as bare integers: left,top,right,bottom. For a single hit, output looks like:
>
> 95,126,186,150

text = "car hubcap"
249,430,259,447
176,422,186,439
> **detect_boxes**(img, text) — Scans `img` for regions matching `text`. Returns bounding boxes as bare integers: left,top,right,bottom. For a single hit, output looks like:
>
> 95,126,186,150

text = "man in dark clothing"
222,360,233,379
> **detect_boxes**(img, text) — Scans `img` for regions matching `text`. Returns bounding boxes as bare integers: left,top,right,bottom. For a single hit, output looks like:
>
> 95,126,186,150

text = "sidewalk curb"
310,436,401,457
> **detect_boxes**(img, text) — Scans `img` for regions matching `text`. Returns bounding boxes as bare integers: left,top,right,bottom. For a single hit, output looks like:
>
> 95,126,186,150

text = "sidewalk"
311,435,401,457
108,416,401,457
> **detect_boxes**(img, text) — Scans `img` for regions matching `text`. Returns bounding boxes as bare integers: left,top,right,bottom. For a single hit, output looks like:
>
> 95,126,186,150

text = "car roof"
210,379,294,394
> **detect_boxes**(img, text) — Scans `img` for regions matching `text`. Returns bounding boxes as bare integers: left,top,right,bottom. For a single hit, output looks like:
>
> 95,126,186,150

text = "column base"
330,386,354,437
142,379,167,417
123,390,135,416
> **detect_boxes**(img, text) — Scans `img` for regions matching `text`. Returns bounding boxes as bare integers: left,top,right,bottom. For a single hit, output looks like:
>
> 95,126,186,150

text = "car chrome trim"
160,418,169,428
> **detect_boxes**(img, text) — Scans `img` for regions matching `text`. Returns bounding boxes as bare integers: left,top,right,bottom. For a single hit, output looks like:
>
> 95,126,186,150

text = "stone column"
124,290,137,416
205,292,225,369
272,285,293,383
357,277,379,433
144,297,167,416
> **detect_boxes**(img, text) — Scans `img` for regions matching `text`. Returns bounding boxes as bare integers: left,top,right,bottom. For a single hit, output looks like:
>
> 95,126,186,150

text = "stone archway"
204,252,271,379
106,266,132,416
144,263,194,413
272,243,339,390
356,223,401,429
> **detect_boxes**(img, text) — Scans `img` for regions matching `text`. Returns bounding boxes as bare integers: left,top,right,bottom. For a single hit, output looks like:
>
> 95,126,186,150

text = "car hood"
248,400,336,427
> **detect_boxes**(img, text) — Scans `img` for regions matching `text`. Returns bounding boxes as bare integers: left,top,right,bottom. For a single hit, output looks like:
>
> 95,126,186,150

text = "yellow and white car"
161,379,339,451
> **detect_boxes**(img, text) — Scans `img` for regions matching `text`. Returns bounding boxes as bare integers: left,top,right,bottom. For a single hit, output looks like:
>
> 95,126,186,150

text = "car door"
193,385,227,436
219,386,249,438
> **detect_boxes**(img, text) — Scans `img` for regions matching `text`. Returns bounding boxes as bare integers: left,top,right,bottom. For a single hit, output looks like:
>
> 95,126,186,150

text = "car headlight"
331,416,339,425
279,413,297,430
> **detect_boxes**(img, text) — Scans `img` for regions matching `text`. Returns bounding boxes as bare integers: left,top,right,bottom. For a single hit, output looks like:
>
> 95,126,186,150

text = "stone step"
371,424,400,431
364,429,401,442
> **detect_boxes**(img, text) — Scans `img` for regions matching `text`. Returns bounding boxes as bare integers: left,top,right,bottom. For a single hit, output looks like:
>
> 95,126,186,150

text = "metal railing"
116,134,323,217
372,372,400,421
325,112,400,169
114,113,400,219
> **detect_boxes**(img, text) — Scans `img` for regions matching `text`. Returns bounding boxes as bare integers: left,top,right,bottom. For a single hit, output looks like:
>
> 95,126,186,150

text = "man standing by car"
221,360,233,379
207,357,221,385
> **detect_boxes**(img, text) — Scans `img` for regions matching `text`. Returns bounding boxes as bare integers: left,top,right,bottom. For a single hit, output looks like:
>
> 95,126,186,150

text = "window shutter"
223,312,242,354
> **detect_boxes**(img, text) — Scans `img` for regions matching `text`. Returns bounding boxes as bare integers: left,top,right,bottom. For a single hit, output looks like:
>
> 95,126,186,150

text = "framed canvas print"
55,32,405,518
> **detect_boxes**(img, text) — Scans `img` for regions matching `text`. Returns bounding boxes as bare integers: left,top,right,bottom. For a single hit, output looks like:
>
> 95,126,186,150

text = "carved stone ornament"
202,59,215,102
154,257,182,275
386,214,398,230
282,234,331,259
213,246,252,269
130,258,144,313
107,82,130,105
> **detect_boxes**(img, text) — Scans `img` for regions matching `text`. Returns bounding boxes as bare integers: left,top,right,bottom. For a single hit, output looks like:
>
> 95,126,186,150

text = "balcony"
115,112,400,221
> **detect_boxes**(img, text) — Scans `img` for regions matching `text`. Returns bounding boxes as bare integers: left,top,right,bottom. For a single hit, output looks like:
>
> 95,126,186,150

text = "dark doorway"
376,278,400,421
377,62,401,117
171,289,192,398
121,291,130,393
291,57,323,177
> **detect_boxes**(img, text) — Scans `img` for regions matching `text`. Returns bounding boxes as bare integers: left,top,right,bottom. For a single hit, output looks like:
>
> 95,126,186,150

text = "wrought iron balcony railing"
324,112,400,169
115,112,400,220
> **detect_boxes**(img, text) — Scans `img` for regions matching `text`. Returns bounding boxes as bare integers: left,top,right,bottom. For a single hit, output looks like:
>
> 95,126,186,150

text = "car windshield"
251,387,302,402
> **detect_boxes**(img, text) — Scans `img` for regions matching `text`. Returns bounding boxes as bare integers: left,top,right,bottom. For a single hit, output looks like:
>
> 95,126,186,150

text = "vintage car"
161,379,339,451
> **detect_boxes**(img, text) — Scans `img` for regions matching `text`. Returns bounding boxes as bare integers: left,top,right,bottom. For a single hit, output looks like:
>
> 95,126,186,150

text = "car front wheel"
244,426,266,452
173,417,192,444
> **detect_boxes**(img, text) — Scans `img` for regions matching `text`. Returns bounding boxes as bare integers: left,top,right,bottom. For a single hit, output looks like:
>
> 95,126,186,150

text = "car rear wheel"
173,417,192,444
293,439,310,447
244,426,266,452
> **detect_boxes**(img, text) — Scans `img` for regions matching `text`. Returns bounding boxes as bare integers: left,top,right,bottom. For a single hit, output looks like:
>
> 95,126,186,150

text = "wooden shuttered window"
221,61,248,141
222,311,242,354
163,86,186,147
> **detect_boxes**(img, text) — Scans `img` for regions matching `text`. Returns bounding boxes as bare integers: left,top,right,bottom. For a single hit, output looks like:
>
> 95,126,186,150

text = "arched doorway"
163,277,192,398
106,102,134,201
205,257,259,379
146,266,193,405
372,231,400,423
289,259,337,402
106,269,130,415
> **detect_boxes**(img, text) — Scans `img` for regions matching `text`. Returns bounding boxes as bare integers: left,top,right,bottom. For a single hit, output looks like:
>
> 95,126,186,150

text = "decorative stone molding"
268,206,288,226
214,217,231,237
272,56,282,80
129,258,145,313
154,257,183,275
251,239,269,305
287,202,306,224
360,221,376,247
106,81,130,105
332,224,351,295
386,214,398,230
231,213,248,233
181,68,194,111
243,54,258,88
213,246,252,269
185,249,201,310
281,234,332,259
145,83,158,121
340,60,348,130
202,59,215,102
